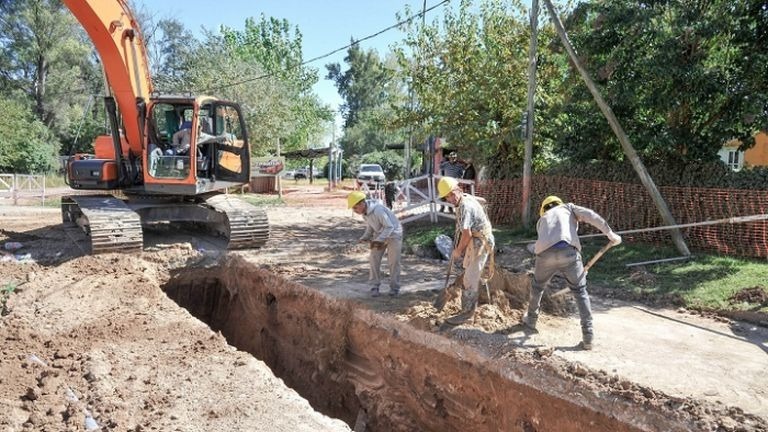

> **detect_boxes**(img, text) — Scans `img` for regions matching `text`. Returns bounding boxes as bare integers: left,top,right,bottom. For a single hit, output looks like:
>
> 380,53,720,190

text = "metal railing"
0,174,46,205
359,175,478,224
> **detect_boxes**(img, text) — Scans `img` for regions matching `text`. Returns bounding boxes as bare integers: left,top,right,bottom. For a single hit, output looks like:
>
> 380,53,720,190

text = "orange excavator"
60,0,269,253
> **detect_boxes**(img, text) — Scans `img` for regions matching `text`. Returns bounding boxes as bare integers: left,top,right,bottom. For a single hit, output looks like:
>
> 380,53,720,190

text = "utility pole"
276,137,282,198
541,0,689,256
521,0,539,227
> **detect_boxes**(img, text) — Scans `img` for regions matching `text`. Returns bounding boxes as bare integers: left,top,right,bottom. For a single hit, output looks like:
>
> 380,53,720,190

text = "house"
719,132,768,171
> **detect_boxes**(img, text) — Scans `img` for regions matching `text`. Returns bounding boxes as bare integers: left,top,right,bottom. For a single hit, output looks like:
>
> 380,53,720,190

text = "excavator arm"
62,0,153,156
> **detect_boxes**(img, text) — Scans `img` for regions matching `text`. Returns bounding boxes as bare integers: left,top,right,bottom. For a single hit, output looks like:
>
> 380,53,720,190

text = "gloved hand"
607,231,622,246
370,241,385,250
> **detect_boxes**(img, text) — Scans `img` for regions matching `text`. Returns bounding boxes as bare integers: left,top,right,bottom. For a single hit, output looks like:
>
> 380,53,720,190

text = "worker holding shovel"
436,177,494,324
348,191,403,297
522,196,622,350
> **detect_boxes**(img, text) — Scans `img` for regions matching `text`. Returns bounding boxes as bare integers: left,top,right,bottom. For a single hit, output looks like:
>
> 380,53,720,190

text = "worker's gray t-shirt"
458,194,494,248
534,203,612,254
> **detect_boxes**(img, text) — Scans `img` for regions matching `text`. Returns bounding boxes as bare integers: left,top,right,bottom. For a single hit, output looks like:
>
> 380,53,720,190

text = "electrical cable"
205,0,450,93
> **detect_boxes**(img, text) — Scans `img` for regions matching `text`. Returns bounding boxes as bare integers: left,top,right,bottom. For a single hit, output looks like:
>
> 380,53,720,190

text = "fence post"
12,174,18,205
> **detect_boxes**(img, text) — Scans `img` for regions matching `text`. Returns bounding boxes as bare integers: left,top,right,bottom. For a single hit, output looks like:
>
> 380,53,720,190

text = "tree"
395,0,553,178
327,45,408,158
555,0,768,164
0,96,57,172
150,18,196,93
327,44,395,129
219,16,332,153
0,0,105,161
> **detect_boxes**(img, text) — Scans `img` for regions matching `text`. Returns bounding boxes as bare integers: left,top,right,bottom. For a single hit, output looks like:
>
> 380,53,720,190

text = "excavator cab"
144,97,250,195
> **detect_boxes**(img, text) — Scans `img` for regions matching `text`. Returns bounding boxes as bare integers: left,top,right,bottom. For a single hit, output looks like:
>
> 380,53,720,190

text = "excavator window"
148,103,195,179
210,104,248,183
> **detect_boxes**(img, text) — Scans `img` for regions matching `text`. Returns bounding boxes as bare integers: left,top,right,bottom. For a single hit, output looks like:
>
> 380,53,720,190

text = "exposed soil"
1,185,767,431
730,286,768,307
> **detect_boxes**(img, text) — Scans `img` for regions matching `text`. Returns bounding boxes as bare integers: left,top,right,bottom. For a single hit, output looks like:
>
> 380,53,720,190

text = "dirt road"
0,185,766,431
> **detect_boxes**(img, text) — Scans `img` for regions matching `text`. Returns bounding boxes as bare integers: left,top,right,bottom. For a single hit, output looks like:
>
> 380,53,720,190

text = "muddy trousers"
526,246,593,342
461,241,490,312
369,237,402,292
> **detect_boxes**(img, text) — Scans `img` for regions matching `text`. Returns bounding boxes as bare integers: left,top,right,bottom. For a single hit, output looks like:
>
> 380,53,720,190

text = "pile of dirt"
729,286,768,306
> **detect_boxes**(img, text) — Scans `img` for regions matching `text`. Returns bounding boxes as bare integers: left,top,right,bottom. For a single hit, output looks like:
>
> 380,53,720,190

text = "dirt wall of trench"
164,256,699,432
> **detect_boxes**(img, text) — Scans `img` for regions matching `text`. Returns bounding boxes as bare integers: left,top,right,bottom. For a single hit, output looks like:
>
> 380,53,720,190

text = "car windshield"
361,166,382,172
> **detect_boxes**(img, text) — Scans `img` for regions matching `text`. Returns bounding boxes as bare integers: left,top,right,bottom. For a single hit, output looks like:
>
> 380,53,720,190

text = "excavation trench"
163,256,692,432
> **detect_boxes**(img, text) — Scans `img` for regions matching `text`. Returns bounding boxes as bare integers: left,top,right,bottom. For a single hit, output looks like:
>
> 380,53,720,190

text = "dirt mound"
729,286,768,306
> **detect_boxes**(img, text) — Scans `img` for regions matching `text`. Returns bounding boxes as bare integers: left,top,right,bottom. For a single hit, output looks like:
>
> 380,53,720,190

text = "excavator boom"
61,0,152,155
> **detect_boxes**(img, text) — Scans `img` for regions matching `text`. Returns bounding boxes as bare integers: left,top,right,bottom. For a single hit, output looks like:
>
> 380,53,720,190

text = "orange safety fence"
479,176,768,258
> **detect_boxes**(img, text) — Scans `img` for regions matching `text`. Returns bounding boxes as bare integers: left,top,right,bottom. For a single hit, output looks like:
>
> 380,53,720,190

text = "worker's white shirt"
360,200,403,242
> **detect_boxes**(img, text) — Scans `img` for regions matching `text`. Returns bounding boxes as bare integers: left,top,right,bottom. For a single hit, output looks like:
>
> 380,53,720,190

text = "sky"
139,0,440,125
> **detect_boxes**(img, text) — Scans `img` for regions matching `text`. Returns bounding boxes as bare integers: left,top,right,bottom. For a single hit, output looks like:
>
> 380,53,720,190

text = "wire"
206,0,450,93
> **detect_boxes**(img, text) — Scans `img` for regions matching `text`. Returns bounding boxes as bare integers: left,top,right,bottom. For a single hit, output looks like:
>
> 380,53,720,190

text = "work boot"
370,287,381,297
520,314,538,333
433,289,448,311
478,282,492,305
388,288,400,297
579,341,593,351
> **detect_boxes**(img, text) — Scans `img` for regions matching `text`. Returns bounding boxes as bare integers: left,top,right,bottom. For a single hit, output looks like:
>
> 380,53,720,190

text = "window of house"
727,150,742,171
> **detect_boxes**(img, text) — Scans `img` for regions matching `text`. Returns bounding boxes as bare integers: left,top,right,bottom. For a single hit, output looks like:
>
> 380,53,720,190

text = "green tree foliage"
219,16,332,154
0,96,57,172
0,0,101,161
327,44,394,129
149,18,197,92
396,0,553,178
556,0,768,164
347,150,405,181
327,45,408,158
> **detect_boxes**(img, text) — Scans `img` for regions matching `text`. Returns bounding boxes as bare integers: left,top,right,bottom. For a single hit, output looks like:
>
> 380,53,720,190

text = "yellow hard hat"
347,191,366,209
539,195,564,216
437,177,459,198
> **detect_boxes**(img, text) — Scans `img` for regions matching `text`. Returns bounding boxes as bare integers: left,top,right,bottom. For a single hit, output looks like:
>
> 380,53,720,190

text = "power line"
206,0,450,93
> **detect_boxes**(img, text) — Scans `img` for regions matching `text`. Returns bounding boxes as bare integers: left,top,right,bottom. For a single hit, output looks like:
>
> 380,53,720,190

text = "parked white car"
356,164,386,185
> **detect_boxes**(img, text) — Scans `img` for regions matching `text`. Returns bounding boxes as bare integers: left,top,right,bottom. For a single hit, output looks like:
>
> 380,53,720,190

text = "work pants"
526,246,593,341
461,239,491,312
369,237,402,292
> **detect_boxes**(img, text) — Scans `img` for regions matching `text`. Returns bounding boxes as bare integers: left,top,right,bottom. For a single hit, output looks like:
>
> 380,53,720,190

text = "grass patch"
545,238,768,313
44,174,68,188
403,221,454,250
1,282,16,316
238,193,285,207
42,197,62,208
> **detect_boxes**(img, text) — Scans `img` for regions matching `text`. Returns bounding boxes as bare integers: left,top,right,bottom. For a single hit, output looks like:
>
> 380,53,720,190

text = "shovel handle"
583,242,614,272
552,242,614,297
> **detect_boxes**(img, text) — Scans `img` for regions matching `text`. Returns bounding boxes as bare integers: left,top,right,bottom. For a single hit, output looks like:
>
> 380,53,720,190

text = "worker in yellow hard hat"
522,195,622,350
436,177,494,324
347,191,403,297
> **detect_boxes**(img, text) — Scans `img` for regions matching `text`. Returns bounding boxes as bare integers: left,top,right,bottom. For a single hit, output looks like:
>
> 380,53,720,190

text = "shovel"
551,242,614,297
434,227,462,311
433,249,456,311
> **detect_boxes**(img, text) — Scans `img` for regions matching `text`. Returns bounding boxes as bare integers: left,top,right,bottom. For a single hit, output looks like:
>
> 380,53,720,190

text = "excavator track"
61,195,143,254
203,194,270,250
